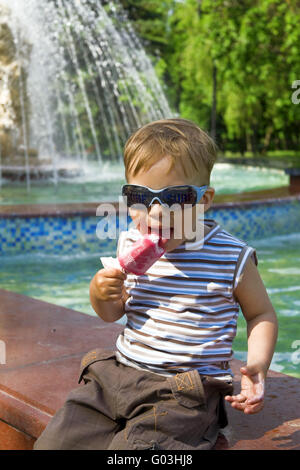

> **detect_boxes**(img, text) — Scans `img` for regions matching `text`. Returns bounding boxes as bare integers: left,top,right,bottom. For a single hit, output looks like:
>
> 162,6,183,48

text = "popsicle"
118,233,165,275
101,233,165,275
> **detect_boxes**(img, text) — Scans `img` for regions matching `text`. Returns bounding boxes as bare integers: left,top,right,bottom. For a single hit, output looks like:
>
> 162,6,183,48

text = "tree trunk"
281,134,288,150
262,125,273,154
246,131,251,152
250,130,258,156
197,0,202,15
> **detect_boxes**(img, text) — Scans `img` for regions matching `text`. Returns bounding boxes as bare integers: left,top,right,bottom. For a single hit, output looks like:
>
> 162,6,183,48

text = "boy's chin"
137,225,175,240
161,236,185,252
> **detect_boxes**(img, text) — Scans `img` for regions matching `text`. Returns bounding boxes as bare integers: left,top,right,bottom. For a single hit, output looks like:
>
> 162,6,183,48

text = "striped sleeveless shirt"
115,219,257,380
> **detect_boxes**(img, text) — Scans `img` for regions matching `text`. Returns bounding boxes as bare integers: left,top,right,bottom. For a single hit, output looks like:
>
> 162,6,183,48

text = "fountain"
0,0,172,188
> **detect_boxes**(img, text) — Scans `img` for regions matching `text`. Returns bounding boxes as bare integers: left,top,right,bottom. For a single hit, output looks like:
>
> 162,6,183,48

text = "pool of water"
1,231,300,378
0,163,288,205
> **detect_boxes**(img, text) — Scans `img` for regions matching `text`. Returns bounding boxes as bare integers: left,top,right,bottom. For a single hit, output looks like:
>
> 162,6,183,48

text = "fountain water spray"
0,0,173,187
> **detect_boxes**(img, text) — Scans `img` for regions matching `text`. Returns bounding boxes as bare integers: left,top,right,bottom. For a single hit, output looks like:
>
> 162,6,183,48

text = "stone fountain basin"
1,164,83,181
0,289,299,451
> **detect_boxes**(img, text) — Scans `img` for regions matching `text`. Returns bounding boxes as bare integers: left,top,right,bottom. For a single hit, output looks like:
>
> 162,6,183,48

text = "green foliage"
121,0,300,154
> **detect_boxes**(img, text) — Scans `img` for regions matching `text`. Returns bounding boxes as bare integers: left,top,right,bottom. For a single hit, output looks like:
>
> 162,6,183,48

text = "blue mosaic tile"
0,199,299,255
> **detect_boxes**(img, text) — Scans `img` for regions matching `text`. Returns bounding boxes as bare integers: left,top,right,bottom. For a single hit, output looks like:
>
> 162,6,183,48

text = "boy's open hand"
224,366,265,415
92,268,128,302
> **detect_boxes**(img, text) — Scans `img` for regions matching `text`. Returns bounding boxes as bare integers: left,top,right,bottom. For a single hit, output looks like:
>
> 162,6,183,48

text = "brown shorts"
34,348,233,450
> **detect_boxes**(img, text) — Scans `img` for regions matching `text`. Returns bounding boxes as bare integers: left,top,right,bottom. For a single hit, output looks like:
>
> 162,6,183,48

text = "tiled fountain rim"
1,185,300,219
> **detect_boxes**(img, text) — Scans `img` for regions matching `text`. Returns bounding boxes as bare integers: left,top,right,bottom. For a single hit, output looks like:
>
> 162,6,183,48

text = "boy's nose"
149,197,167,207
148,200,164,213
147,201,170,224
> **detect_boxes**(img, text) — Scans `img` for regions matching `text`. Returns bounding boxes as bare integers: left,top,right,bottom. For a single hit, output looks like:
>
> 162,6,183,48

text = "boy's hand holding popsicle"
92,268,128,302
89,267,128,322
90,233,166,322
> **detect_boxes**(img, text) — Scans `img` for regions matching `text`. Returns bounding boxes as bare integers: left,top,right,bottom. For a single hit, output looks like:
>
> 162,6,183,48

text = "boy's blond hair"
124,118,217,184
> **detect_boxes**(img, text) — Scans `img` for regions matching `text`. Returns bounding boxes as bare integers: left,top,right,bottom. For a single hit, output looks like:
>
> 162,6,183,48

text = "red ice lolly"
118,233,166,275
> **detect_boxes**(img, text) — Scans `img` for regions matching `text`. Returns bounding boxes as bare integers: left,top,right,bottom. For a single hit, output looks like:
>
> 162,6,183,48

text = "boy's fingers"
229,398,264,413
230,401,246,411
225,394,246,403
97,271,127,285
224,395,238,402
102,268,127,280
109,294,123,301
233,394,247,402
106,286,122,293
246,395,264,405
244,402,264,414
224,395,233,401
96,277,124,289
106,278,125,287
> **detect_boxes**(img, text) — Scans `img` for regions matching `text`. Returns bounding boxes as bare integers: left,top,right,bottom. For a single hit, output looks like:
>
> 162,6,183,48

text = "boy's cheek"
180,206,200,233
128,208,143,220
128,209,147,232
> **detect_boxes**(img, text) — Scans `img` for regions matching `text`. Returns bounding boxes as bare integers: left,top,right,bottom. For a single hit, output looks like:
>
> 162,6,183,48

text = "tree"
121,0,300,153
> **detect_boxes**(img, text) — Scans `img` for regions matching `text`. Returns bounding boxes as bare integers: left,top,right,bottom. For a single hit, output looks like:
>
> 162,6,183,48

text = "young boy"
34,118,278,450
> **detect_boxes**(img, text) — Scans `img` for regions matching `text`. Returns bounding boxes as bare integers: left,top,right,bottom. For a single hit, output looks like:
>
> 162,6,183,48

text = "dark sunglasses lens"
163,186,197,206
122,186,151,207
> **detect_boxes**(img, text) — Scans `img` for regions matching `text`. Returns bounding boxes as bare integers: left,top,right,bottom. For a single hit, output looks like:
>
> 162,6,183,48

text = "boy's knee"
33,434,59,450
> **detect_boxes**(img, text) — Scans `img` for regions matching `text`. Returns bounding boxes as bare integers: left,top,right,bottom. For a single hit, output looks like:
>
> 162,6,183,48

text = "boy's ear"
202,187,215,211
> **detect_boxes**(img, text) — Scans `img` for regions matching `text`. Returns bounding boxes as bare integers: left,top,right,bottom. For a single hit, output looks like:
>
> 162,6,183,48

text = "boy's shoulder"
216,231,258,276
213,226,248,247
209,222,258,264
203,218,251,248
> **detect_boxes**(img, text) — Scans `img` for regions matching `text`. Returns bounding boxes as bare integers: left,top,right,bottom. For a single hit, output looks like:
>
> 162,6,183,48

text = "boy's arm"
225,256,278,414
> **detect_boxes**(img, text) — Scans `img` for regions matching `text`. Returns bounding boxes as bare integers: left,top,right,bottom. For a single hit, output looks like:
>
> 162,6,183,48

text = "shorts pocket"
202,375,234,397
78,348,115,384
167,370,206,408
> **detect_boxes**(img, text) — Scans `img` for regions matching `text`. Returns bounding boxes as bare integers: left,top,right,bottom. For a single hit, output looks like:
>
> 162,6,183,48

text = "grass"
218,151,300,170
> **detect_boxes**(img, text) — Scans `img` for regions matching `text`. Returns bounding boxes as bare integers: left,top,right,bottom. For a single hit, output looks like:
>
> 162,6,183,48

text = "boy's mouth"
147,225,174,240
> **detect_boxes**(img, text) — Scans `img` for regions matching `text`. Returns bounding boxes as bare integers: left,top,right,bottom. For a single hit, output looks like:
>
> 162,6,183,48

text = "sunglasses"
122,184,208,208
